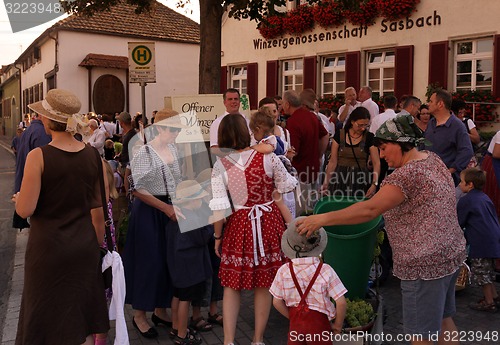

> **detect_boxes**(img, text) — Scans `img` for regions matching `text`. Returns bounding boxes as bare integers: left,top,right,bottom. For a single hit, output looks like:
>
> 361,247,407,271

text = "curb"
0,230,28,345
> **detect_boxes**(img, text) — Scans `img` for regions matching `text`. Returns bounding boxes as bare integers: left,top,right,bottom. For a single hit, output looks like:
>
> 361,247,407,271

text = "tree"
61,0,292,94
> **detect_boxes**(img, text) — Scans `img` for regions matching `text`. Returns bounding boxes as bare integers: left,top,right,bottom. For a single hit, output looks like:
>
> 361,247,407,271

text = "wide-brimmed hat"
195,168,212,184
375,113,430,146
154,108,188,129
281,217,327,259
174,180,209,204
28,89,81,124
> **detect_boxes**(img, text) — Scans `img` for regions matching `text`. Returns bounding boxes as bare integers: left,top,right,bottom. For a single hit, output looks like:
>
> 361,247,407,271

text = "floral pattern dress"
210,150,297,290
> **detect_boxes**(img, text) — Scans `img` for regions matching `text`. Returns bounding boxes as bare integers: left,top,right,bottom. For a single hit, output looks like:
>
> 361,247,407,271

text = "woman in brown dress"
13,89,109,345
321,106,380,199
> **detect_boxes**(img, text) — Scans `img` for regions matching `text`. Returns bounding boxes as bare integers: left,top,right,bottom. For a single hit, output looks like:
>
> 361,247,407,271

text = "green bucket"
314,196,381,299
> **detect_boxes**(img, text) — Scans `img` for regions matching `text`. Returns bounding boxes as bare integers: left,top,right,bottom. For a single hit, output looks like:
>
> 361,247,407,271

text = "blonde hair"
104,161,119,200
249,107,275,135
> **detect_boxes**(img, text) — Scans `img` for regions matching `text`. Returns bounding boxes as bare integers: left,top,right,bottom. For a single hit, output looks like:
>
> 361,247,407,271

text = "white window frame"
230,65,247,95
366,51,395,96
287,0,308,11
320,55,346,97
282,58,303,94
453,37,493,92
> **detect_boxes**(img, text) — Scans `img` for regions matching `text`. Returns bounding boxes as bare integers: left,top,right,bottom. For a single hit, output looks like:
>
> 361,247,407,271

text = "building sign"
253,10,442,50
164,94,251,143
128,42,156,83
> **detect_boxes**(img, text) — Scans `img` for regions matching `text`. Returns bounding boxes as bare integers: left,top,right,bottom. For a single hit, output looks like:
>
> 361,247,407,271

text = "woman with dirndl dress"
210,113,297,345
123,109,186,338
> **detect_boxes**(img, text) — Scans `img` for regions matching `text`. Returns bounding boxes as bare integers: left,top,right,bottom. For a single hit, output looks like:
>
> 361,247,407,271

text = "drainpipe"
48,31,58,89
14,63,22,125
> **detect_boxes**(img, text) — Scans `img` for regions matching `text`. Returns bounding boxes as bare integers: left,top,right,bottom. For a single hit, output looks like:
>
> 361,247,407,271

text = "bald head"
89,119,99,130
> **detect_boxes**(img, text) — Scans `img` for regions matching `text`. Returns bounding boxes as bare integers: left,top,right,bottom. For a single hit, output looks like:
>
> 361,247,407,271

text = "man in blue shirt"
13,112,51,229
425,89,473,185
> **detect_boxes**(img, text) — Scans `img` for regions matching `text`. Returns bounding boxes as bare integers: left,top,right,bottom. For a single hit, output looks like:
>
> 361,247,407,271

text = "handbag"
94,148,114,290
455,262,470,291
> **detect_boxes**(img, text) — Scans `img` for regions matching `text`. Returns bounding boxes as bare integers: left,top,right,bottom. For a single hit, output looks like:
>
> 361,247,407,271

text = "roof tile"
79,53,129,69
53,0,200,44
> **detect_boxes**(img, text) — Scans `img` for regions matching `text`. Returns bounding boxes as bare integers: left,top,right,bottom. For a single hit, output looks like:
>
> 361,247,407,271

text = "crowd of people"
9,85,500,345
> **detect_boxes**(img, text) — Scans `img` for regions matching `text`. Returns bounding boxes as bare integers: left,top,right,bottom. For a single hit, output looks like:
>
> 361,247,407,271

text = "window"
282,58,303,93
230,66,247,95
47,75,55,92
366,51,395,95
454,38,493,91
2,98,11,119
287,0,308,11
321,56,345,97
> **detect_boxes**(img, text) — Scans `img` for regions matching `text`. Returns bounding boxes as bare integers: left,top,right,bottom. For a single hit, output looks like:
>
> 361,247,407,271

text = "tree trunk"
198,0,224,94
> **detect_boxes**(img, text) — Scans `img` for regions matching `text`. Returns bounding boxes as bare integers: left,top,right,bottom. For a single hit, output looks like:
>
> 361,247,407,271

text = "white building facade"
220,0,500,119
15,1,199,121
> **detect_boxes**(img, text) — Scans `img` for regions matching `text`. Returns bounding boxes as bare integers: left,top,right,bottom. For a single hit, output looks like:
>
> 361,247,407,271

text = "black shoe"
132,318,159,338
152,312,173,327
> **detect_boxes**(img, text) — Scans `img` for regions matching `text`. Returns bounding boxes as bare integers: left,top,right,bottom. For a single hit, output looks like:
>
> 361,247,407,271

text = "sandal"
169,329,178,339
190,316,213,332
207,312,223,326
173,329,202,345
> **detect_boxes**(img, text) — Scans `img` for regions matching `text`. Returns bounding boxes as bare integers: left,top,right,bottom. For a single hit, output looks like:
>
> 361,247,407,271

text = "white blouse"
209,150,298,210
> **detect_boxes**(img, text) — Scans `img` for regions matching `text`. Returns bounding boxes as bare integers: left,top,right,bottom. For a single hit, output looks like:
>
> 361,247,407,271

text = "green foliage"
425,82,442,102
345,298,375,328
373,229,384,258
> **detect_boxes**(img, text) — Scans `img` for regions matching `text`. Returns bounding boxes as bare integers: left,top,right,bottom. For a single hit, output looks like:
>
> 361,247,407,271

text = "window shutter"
395,45,414,100
493,35,500,98
428,41,449,89
220,66,228,93
266,60,279,97
247,63,258,109
345,51,360,92
303,56,317,92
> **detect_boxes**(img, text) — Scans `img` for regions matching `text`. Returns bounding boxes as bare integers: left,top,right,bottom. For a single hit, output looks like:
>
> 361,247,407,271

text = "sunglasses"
169,127,182,133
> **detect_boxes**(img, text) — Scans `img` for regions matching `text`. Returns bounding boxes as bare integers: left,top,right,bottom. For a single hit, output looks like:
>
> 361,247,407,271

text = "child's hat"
195,168,212,184
281,217,327,259
174,180,208,204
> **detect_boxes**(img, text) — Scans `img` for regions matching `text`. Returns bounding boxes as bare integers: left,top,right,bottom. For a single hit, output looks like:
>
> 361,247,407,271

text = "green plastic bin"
314,196,381,299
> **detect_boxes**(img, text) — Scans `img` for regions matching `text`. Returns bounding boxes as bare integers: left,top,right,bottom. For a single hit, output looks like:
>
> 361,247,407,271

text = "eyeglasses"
355,122,370,128
169,127,182,133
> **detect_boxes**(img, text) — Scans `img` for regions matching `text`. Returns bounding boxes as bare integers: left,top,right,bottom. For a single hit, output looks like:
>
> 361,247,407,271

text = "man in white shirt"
209,88,248,148
369,95,398,134
86,118,106,156
358,86,380,120
337,87,361,127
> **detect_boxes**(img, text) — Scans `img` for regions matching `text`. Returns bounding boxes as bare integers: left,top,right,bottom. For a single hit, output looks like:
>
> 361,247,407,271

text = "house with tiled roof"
1,64,21,138
7,0,199,136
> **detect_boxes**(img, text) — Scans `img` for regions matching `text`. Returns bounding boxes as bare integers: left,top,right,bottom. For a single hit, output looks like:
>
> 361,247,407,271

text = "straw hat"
281,217,327,259
173,180,209,204
195,168,213,184
28,89,81,124
154,108,188,128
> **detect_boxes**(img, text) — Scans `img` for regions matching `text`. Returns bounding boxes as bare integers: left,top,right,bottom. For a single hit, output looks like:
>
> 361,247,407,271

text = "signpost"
128,42,156,124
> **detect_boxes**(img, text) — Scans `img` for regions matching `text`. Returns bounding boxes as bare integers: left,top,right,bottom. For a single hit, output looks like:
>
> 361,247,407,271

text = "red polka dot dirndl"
219,152,286,290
